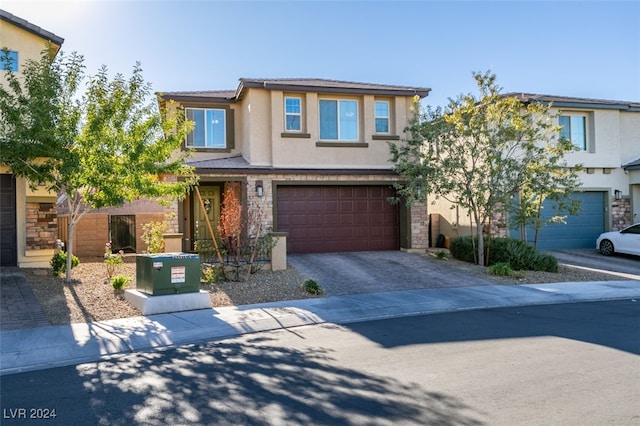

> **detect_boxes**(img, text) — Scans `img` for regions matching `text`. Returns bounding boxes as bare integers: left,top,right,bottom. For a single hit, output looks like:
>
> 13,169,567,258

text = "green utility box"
136,253,200,296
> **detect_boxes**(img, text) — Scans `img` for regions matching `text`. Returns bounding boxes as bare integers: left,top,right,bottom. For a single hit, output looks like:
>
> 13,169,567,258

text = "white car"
596,223,640,256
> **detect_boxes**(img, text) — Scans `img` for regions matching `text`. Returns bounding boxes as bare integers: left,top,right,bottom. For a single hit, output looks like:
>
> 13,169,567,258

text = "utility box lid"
138,253,200,261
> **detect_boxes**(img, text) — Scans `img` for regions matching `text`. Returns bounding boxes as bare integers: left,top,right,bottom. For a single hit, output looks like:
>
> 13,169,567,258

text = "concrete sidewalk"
2,279,639,376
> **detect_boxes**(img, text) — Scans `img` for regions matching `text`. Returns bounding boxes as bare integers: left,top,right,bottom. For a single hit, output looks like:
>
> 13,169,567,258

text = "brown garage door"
277,185,399,253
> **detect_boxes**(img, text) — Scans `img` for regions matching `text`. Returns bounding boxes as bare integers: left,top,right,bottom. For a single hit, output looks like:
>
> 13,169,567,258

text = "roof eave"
239,79,431,98
0,9,64,47
158,93,236,104
193,166,400,176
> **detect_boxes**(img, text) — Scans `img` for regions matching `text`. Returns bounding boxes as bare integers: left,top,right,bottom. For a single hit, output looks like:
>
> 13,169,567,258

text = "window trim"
374,100,390,134
318,98,359,142
559,113,587,151
185,107,227,149
284,96,302,132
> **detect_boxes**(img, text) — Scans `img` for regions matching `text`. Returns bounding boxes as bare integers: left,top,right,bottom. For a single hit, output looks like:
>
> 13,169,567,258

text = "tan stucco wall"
0,20,59,82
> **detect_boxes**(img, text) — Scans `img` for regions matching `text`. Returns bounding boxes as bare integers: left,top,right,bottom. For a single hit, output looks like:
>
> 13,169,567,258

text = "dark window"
110,215,136,253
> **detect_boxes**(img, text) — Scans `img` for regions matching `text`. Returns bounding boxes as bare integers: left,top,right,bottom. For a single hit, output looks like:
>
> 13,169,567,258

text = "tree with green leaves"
0,48,197,282
390,71,581,265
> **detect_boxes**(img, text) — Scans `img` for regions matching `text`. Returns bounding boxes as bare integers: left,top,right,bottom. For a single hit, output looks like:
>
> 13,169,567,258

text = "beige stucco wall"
177,87,415,171
559,107,629,169
620,111,640,165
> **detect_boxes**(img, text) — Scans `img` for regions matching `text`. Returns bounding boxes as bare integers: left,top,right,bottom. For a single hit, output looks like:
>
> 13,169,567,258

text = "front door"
0,174,17,266
193,186,221,245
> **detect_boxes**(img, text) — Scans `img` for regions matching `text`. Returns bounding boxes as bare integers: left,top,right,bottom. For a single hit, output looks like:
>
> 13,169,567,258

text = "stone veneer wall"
612,197,632,230
410,201,428,249
25,202,57,250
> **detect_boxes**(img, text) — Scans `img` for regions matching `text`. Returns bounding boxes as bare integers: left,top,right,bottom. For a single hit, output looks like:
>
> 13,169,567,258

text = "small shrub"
104,242,124,279
301,279,323,295
450,236,560,272
489,238,538,271
487,262,514,276
110,274,131,290
449,236,476,263
435,251,447,260
532,253,559,273
141,220,168,253
201,265,225,284
50,251,79,276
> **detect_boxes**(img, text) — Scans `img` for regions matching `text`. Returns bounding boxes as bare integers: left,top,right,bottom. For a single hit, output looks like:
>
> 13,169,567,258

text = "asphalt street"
1,299,638,425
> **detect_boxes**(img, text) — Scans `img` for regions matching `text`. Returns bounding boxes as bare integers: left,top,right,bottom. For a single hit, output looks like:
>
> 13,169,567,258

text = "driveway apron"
289,251,495,297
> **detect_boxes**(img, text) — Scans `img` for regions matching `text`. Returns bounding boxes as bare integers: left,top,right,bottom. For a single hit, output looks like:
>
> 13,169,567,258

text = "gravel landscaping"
23,251,623,326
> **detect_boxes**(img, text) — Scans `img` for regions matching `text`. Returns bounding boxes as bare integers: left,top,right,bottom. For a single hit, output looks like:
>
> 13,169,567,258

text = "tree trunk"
65,219,75,283
485,215,492,266
519,191,526,241
533,193,543,249
476,220,485,266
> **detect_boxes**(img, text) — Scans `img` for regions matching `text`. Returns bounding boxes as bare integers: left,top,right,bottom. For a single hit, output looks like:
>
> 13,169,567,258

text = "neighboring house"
0,9,64,267
429,93,640,250
159,78,431,254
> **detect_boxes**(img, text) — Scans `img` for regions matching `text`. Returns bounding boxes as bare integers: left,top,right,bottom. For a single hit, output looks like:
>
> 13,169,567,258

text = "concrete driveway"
288,251,495,297
289,249,640,298
547,249,640,278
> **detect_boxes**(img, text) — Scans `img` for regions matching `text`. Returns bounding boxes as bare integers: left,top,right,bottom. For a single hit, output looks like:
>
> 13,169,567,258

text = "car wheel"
599,239,615,256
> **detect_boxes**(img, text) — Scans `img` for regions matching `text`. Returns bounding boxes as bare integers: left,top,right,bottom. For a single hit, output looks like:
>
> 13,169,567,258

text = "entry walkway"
0,267,49,331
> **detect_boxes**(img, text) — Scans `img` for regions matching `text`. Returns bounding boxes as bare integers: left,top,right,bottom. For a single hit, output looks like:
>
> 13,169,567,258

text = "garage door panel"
338,187,353,197
278,185,399,253
355,200,369,210
510,192,605,250
292,214,309,225
353,187,369,198
339,201,354,211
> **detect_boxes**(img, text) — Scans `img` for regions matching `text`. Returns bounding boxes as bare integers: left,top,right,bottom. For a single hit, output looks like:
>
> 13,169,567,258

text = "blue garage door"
510,192,605,250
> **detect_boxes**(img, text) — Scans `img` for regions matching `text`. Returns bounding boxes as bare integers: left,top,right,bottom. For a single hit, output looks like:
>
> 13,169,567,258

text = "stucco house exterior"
0,9,64,267
429,93,640,250
158,78,431,255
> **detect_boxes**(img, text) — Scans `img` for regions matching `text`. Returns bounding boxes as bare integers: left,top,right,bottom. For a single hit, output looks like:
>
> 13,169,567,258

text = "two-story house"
429,93,640,251
0,10,64,267
159,78,431,254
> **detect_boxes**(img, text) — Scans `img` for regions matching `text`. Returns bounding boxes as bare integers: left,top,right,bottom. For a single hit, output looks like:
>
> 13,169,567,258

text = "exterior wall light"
256,181,264,197
614,189,622,200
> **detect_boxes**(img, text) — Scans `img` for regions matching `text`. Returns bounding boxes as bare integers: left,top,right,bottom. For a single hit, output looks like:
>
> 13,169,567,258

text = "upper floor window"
319,99,358,141
375,101,390,133
559,114,586,151
185,107,226,148
284,97,302,131
1,50,18,72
